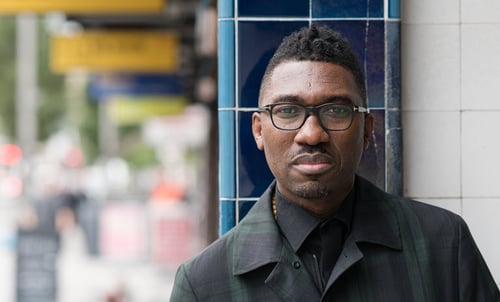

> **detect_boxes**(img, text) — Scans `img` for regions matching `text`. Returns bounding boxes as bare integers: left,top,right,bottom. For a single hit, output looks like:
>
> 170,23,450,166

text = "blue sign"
89,73,184,100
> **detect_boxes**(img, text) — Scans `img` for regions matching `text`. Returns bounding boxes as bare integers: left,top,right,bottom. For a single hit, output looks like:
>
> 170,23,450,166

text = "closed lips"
292,153,334,175
292,153,333,165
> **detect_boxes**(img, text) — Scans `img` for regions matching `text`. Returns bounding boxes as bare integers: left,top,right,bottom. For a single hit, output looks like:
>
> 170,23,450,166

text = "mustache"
294,145,330,156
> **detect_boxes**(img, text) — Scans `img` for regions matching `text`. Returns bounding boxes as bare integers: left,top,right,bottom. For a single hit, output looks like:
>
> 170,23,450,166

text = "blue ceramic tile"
387,21,401,109
385,21,401,195
219,110,236,198
314,21,385,108
218,20,235,108
220,200,236,235
238,0,308,17
389,0,401,18
385,128,403,196
238,21,308,108
238,111,274,198
312,0,384,18
358,109,385,189
218,0,234,18
387,108,401,129
386,128,402,195
238,200,257,222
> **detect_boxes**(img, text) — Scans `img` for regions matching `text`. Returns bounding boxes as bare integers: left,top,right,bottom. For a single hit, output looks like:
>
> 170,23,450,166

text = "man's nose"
294,114,330,145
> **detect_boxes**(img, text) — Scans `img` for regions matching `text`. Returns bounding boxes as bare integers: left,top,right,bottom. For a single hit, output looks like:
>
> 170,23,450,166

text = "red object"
150,203,195,266
100,203,146,261
0,144,22,167
63,146,83,168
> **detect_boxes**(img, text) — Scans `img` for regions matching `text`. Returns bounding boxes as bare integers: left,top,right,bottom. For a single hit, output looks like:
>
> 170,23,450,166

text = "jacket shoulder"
358,176,465,235
183,225,238,279
387,192,467,248
170,227,239,301
358,176,465,243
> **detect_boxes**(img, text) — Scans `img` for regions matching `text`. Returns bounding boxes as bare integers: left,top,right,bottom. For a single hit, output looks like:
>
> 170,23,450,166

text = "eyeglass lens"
270,103,353,131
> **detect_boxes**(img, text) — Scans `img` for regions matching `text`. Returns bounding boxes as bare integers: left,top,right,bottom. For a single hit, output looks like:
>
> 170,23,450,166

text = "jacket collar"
350,176,402,250
232,176,402,276
232,182,283,275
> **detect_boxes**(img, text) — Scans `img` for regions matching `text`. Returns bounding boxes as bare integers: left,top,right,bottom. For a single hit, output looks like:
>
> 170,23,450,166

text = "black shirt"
275,188,355,292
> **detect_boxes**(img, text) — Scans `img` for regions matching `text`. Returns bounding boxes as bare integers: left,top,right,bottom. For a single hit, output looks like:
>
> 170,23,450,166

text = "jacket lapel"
265,241,321,302
232,183,282,275
326,176,402,288
328,236,364,286
232,183,320,301
351,176,402,249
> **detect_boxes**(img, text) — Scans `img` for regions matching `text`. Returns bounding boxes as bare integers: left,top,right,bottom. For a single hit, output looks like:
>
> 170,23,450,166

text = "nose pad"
295,114,329,144
304,112,327,131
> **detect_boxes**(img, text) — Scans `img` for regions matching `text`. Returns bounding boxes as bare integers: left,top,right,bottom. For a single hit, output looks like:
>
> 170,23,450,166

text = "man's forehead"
265,61,355,89
259,60,362,106
268,61,353,83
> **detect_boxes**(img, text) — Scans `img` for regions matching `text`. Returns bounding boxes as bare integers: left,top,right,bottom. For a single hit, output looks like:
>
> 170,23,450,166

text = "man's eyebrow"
323,95,354,105
269,95,302,104
265,94,356,105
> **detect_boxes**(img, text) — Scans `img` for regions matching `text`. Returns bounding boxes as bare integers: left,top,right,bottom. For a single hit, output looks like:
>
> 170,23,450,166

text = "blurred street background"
0,1,218,301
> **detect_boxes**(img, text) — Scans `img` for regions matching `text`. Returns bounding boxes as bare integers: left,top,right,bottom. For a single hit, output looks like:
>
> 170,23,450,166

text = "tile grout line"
234,0,240,225
384,6,389,191
309,0,312,25
384,0,388,20
458,0,464,215
221,17,385,21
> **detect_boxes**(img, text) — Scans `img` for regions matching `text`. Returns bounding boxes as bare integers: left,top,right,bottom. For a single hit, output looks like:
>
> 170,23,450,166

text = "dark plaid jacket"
170,176,500,301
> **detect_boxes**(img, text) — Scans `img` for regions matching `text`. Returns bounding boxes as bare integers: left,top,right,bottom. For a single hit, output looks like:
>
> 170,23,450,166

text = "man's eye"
324,105,350,117
274,106,301,116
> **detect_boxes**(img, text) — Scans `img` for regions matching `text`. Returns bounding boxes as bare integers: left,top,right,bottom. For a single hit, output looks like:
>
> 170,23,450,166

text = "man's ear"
252,112,264,151
363,113,374,150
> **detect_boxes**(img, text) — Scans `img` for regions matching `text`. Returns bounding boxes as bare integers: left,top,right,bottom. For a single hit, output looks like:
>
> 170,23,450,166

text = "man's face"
252,61,373,209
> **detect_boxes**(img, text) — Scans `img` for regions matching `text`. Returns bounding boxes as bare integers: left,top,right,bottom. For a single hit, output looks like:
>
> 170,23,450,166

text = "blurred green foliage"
0,16,100,163
0,16,17,139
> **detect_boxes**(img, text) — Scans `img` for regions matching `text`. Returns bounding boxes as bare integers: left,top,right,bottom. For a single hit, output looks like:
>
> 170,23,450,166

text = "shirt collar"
275,186,356,252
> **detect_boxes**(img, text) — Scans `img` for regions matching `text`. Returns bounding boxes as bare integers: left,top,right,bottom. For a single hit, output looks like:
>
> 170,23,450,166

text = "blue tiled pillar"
217,0,401,235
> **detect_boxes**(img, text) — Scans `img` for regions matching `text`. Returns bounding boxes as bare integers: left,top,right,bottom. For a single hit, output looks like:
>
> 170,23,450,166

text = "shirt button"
293,261,301,269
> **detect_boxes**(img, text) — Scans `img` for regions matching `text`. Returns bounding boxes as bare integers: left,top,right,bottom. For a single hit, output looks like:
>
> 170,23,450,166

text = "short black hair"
259,25,367,105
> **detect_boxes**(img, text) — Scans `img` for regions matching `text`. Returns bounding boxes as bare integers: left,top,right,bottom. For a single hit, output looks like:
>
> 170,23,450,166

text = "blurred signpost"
0,0,164,13
16,230,58,302
50,31,179,73
89,74,184,99
108,95,188,125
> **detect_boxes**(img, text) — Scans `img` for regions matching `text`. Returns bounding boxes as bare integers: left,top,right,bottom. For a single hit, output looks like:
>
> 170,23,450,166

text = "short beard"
294,182,329,199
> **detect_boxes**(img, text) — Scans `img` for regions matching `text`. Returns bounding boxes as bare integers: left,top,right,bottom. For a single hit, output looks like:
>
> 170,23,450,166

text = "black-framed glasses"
257,102,369,131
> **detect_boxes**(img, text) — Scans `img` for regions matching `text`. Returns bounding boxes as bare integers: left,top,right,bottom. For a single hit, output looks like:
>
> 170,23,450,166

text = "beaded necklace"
272,194,277,221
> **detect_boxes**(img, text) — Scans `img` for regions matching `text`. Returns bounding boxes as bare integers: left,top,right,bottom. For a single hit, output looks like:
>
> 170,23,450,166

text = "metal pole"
16,14,38,157
98,100,119,157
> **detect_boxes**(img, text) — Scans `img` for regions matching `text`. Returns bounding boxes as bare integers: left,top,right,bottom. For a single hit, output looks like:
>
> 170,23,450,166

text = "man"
170,25,499,301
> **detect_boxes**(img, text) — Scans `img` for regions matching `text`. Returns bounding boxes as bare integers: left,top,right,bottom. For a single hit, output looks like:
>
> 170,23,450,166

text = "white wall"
402,0,500,285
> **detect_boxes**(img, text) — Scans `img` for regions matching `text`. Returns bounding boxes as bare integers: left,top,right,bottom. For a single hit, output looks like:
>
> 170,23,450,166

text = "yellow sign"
108,96,188,125
51,31,179,73
0,0,164,13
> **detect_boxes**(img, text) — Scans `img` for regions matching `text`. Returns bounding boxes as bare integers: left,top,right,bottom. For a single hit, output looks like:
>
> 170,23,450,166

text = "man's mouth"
292,153,334,175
